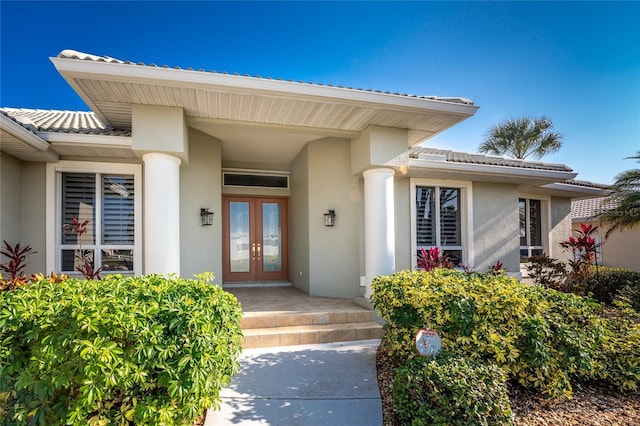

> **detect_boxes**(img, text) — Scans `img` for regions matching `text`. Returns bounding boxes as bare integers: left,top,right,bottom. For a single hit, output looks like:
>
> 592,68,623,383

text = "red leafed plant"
0,241,36,290
488,260,505,275
559,223,600,286
64,216,103,280
417,247,455,271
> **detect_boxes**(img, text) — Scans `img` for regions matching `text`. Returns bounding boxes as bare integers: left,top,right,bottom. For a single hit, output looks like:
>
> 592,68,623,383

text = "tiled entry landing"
225,286,383,349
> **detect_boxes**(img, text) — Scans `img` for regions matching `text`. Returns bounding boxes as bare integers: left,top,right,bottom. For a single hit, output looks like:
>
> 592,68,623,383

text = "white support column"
143,152,181,275
363,168,395,299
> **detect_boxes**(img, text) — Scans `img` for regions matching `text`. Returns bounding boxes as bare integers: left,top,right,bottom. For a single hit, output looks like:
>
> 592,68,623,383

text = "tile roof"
410,147,574,172
57,49,475,106
0,108,131,136
561,179,611,190
572,197,618,220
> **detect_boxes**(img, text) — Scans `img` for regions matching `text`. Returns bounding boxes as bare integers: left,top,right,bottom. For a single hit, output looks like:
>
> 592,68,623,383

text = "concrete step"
242,321,383,349
241,309,373,329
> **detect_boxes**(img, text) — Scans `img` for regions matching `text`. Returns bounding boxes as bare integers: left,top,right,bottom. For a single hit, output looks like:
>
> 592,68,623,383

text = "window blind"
61,173,95,244
439,188,460,246
416,187,436,245
102,175,135,245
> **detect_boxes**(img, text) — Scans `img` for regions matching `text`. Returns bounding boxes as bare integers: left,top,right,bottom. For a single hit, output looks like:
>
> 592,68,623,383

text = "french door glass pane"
230,202,250,273
440,188,460,246
262,203,282,272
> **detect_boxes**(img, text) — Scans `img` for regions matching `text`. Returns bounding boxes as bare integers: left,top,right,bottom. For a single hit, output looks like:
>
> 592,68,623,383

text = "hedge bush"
0,274,244,425
372,269,640,397
585,267,640,308
393,356,512,426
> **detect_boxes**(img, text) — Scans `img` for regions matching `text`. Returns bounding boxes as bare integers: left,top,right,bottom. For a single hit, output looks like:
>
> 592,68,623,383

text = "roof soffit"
50,55,478,139
0,114,59,162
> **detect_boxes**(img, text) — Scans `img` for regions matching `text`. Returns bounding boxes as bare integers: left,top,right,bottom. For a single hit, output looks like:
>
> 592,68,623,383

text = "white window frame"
46,161,142,276
518,194,550,262
410,179,473,269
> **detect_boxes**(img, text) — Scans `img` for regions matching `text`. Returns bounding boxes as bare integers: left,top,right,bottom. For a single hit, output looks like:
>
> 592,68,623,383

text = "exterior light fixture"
324,209,336,227
200,208,214,226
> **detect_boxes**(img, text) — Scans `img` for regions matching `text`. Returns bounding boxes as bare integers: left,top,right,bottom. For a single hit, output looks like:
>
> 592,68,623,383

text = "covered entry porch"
225,286,382,349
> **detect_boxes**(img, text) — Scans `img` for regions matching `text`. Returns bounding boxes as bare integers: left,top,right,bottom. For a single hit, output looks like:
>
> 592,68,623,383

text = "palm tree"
478,116,563,160
601,151,640,238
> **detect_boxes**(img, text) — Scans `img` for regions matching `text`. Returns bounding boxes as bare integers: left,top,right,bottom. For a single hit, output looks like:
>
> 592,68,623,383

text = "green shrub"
597,305,640,392
393,356,512,426
0,274,243,425
585,267,640,307
525,254,568,290
371,269,637,397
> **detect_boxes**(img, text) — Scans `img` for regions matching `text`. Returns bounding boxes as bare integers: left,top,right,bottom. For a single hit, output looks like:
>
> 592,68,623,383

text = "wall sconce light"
200,208,214,226
324,209,336,227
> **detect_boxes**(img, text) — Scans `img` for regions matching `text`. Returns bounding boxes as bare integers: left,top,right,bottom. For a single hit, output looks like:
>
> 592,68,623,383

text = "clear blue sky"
2,1,638,184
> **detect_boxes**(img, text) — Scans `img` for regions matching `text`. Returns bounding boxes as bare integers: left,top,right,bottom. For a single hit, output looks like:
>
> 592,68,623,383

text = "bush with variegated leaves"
372,269,640,398
0,274,243,425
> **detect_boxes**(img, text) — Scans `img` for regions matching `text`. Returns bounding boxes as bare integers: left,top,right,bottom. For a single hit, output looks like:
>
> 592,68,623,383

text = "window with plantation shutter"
415,185,463,265
102,176,134,245
59,172,136,275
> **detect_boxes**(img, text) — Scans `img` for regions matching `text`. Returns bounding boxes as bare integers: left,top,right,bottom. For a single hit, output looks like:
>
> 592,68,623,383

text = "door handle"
256,243,261,260
252,243,256,260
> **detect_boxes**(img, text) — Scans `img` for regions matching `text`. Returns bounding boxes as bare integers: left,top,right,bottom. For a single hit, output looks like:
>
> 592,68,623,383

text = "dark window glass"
416,187,436,246
224,174,288,188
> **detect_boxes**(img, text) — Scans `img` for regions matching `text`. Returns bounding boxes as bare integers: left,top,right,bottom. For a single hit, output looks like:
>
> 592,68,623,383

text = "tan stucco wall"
1,152,22,246
289,143,311,293
576,220,640,272
21,162,47,274
132,105,188,161
473,182,520,272
350,126,408,174
550,197,572,262
0,153,46,274
179,129,223,280
291,138,362,298
394,177,412,271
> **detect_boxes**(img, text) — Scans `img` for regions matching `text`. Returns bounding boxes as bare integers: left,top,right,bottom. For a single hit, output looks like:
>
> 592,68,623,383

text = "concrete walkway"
205,339,383,426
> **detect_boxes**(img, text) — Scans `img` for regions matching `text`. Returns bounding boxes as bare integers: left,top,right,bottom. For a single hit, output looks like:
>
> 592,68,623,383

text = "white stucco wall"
180,129,223,280
472,182,520,272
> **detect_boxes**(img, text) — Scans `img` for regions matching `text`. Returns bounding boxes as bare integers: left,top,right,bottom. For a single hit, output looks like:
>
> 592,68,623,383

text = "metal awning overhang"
50,55,479,145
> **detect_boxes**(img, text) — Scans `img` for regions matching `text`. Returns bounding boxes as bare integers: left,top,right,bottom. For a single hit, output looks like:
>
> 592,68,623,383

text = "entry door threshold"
223,281,292,288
